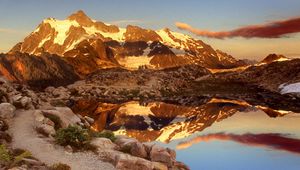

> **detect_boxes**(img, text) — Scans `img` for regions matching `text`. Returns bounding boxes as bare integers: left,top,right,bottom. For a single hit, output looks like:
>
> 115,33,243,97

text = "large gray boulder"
91,138,118,151
115,136,147,158
150,145,175,167
41,107,81,128
0,103,16,118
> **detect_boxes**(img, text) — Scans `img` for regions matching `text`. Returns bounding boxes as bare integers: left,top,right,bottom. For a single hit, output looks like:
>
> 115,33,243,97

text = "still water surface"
74,99,300,170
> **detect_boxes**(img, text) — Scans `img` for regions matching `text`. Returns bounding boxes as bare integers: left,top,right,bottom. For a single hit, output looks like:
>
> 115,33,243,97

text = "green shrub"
55,125,90,149
11,150,32,167
0,145,32,167
0,144,11,164
89,130,117,142
50,163,71,170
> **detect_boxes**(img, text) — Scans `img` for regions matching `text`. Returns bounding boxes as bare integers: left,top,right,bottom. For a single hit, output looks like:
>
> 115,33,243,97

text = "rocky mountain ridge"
10,10,241,71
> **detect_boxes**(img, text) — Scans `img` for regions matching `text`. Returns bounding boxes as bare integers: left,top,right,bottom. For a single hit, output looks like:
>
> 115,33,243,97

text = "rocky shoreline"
0,77,189,170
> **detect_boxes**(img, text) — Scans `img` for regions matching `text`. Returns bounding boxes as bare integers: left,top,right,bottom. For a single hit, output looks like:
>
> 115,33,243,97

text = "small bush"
0,144,11,165
89,130,117,142
50,163,71,170
0,145,32,167
11,150,32,167
55,125,90,149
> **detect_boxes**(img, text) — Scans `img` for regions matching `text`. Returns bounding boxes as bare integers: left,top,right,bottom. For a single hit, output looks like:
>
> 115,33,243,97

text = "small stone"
65,145,73,153
84,116,94,124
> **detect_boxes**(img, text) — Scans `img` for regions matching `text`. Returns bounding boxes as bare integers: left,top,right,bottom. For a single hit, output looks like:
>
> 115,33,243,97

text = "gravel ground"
9,110,116,170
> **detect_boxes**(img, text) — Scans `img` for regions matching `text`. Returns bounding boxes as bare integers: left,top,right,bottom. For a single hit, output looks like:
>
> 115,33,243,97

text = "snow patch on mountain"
156,29,182,48
118,56,154,69
280,82,300,94
83,26,126,41
44,18,80,45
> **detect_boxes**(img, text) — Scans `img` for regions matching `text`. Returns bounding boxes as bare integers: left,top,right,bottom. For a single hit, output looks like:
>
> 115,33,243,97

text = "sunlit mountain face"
10,10,242,73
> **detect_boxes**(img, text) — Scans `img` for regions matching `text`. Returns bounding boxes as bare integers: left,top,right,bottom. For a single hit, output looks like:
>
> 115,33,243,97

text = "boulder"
0,103,16,118
91,138,118,151
115,136,147,158
173,161,190,170
52,87,70,99
153,162,168,170
36,124,56,137
115,155,154,170
0,118,8,131
12,95,34,110
150,145,175,167
0,131,12,142
130,141,148,158
103,150,154,170
41,107,81,128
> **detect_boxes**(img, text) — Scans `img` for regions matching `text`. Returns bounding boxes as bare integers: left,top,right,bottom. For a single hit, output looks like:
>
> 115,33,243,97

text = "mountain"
259,54,290,65
212,56,300,93
10,10,241,71
0,52,79,87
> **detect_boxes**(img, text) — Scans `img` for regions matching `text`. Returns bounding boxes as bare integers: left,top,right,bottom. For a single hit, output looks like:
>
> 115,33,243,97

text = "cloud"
176,16,300,39
177,133,300,155
0,28,28,34
108,19,142,25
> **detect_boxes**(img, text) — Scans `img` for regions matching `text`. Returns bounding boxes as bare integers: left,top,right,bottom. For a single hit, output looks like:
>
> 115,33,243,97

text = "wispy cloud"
176,16,300,39
0,28,28,34
107,19,143,25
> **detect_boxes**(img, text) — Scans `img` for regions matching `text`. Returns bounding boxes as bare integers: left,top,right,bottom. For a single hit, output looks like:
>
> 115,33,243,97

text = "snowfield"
279,82,300,94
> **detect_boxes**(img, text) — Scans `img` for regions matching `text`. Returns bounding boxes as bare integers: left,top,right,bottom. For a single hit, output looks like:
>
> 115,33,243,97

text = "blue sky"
1,0,300,59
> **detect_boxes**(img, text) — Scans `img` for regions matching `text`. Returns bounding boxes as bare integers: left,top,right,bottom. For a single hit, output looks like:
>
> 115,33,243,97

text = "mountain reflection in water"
72,98,294,143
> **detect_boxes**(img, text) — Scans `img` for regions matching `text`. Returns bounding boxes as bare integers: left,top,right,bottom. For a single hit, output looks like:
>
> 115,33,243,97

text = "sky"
0,0,300,60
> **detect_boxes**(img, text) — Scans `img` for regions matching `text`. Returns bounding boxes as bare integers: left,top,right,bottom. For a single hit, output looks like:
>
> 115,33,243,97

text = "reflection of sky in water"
158,110,300,170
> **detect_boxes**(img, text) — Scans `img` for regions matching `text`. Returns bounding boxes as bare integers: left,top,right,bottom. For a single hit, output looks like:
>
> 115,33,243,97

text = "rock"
22,158,44,166
115,156,154,170
44,86,55,93
115,135,138,146
105,150,154,170
8,165,28,170
42,107,81,128
150,145,174,167
173,161,190,170
12,95,34,110
43,117,55,127
52,87,70,99
36,124,55,137
0,118,8,131
84,116,94,124
144,143,155,155
0,131,12,142
33,110,45,123
90,138,117,150
83,120,91,127
167,148,176,160
115,136,147,158
65,145,73,153
0,103,16,118
153,162,168,170
20,96,31,107
130,141,147,158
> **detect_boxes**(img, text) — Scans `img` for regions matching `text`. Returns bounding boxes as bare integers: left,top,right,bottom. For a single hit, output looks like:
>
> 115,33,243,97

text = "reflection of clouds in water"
177,133,300,155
